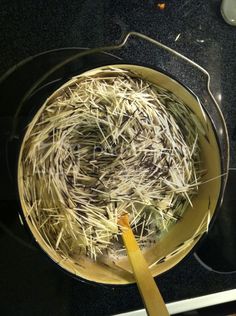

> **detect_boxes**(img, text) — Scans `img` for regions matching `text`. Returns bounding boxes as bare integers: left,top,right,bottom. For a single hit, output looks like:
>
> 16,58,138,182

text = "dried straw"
20,68,201,260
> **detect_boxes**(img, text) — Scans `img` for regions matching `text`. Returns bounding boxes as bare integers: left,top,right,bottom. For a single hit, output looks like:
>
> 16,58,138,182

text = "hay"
19,68,201,260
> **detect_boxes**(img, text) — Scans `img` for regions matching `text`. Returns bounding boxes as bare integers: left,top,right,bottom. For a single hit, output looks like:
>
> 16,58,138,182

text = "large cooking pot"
16,33,229,285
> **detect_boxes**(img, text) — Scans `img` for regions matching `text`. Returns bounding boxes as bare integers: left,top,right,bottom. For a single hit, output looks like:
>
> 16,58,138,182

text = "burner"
195,169,236,273
1,49,234,276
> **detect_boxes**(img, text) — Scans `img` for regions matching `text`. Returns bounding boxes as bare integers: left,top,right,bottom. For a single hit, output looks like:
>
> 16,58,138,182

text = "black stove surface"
0,1,236,315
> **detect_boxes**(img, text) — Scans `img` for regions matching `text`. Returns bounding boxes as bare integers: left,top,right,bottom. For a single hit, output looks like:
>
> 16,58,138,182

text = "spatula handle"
121,226,169,316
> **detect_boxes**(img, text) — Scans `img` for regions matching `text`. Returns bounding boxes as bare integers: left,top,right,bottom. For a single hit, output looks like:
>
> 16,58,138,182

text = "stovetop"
0,1,236,315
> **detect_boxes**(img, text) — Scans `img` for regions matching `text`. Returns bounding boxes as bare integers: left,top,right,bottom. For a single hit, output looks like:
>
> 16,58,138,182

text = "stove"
0,1,236,315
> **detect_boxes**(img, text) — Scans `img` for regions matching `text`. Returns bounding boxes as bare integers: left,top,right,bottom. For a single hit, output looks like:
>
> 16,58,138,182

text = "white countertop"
116,289,236,315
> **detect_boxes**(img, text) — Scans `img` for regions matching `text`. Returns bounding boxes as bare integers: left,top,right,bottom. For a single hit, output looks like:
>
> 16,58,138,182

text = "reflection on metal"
217,93,222,103
219,127,224,135
175,33,181,42
196,39,205,43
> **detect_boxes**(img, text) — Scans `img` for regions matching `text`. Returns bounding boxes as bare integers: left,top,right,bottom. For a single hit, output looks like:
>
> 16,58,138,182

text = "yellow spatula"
119,214,169,316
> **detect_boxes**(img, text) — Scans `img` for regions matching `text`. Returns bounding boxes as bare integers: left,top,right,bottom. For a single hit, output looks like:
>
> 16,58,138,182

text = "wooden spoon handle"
120,216,169,316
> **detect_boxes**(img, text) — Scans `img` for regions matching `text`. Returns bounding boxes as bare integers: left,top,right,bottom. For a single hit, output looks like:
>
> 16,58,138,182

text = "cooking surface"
0,1,236,315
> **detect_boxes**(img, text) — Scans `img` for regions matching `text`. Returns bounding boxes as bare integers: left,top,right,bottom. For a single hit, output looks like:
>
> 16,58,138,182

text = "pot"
17,33,229,285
